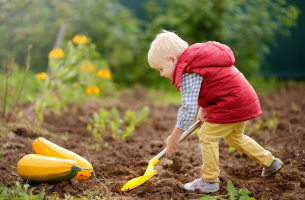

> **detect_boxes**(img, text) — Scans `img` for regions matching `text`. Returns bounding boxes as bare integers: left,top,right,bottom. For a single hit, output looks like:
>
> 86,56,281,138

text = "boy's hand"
197,107,207,122
165,127,184,155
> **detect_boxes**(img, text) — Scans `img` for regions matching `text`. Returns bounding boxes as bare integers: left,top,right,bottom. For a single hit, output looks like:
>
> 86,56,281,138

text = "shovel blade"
120,171,156,191
121,157,160,191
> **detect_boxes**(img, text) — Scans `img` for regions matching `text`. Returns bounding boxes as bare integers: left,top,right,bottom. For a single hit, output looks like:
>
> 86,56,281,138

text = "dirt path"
1,82,305,200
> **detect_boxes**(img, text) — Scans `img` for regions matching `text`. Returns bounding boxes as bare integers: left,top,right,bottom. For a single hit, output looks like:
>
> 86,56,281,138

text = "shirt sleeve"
176,73,203,131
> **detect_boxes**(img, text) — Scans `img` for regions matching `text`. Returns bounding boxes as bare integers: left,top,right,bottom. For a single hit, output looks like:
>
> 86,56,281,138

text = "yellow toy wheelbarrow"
121,120,203,191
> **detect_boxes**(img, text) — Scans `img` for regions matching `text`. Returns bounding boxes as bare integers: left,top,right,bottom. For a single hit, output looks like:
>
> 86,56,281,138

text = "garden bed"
1,82,305,199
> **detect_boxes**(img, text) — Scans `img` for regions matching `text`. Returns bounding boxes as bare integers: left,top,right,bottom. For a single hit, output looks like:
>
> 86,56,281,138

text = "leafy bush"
34,35,113,121
146,0,300,78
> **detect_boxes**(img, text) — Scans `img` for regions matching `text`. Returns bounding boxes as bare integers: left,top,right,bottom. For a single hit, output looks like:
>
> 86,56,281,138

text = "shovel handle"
156,120,203,160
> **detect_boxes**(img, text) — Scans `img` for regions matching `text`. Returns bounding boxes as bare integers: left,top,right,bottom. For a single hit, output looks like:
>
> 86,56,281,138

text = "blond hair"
148,30,188,68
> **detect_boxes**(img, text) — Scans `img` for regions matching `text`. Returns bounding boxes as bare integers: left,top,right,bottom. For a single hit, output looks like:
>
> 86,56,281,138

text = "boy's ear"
167,55,177,63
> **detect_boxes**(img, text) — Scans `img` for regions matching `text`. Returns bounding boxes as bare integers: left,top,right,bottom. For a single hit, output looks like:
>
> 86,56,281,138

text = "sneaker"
184,178,219,193
262,158,283,177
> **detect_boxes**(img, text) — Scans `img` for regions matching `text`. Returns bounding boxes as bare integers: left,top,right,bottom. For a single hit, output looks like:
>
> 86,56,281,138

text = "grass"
148,88,181,106
0,143,10,161
0,67,40,105
0,181,120,200
0,180,273,200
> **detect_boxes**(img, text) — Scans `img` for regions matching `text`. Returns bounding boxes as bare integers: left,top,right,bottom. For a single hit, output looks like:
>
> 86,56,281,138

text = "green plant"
34,36,113,121
226,180,256,200
291,102,301,112
199,195,219,200
229,147,236,153
135,106,150,126
0,143,9,161
86,144,101,152
125,106,150,126
267,110,278,134
10,159,15,170
83,189,104,200
1,45,32,123
87,106,150,140
227,180,239,200
61,133,71,142
87,108,110,142
0,181,46,200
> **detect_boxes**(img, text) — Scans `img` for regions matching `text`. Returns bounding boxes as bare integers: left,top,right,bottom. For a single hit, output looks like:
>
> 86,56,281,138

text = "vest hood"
171,41,235,91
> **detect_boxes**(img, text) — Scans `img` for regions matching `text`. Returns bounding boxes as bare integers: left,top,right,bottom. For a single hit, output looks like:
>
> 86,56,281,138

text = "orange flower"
35,72,48,80
48,48,64,59
86,86,100,95
79,64,94,73
97,69,111,79
73,34,87,45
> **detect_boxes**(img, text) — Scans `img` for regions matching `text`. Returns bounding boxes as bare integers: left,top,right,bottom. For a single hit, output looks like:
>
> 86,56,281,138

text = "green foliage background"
0,0,300,88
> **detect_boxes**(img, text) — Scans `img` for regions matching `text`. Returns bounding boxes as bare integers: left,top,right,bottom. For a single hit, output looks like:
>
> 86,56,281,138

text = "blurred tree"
0,0,58,71
145,0,300,77
0,0,300,88
0,0,142,85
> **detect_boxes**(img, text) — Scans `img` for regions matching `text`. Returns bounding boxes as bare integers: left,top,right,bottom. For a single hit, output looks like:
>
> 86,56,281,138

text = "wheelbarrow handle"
156,120,203,160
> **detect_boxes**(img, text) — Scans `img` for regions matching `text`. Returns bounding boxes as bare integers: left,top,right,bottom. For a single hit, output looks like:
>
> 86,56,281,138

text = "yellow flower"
35,72,48,80
48,48,64,59
73,34,87,45
97,69,111,79
86,86,100,95
79,64,94,73
73,82,79,87
85,64,94,73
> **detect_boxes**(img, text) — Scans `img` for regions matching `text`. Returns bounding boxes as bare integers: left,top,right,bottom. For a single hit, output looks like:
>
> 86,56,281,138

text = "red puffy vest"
171,42,262,124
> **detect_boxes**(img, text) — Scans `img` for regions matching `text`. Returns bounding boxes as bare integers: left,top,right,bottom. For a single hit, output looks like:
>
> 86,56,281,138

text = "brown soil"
1,82,305,200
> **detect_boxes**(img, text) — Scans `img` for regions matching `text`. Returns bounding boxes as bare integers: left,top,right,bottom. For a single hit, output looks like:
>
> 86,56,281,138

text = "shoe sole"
262,159,283,177
201,186,219,193
184,185,220,193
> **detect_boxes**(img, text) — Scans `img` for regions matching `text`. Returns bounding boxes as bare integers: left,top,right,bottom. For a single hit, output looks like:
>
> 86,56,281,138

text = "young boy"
148,30,283,193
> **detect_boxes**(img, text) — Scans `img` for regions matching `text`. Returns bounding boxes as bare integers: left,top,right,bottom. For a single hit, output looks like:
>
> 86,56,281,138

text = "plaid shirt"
176,73,204,130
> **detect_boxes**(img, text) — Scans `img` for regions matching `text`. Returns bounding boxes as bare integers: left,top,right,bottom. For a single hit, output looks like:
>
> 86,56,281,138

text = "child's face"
153,55,177,80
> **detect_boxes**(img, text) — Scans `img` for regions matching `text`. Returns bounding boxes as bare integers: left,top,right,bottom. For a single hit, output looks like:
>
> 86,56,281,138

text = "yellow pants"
199,121,274,182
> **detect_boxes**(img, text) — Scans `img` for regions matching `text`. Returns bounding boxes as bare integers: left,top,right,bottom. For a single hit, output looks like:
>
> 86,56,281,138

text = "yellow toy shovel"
121,120,203,191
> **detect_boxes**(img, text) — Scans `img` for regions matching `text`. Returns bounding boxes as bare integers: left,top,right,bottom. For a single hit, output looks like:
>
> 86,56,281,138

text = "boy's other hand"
165,127,184,155
197,107,207,122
